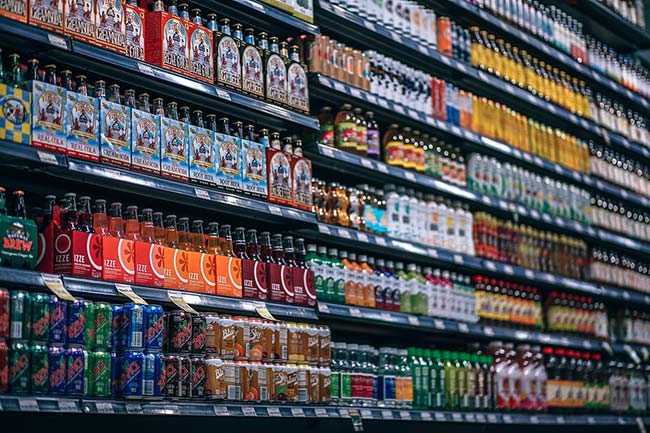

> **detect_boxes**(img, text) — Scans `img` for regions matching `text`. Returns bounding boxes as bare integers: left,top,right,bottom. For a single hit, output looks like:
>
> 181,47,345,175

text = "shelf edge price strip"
41,273,76,302
252,301,278,321
115,284,149,305
167,291,200,315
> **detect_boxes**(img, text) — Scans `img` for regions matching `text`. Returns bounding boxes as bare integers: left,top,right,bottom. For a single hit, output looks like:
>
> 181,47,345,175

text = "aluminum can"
144,304,164,351
93,302,112,349
48,345,67,393
66,298,88,346
0,288,9,339
167,310,191,354
0,340,8,392
110,351,119,397
179,355,191,398
161,354,180,399
10,290,30,340
191,314,206,354
143,351,162,398
110,304,123,349
119,350,144,398
30,342,49,393
49,297,67,344
91,350,111,397
65,346,88,395
120,304,144,349
29,293,51,342
190,356,205,398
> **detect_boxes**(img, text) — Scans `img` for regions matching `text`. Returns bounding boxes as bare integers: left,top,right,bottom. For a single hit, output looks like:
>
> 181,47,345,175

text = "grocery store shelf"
308,144,650,257
294,221,650,307
310,74,650,211
0,394,643,426
315,2,650,161
0,267,318,320
0,141,316,225
0,17,318,132
432,0,650,112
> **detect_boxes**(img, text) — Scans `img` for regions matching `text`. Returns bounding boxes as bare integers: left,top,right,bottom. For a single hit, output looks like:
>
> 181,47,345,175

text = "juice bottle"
470,354,482,410
328,247,346,304
338,250,355,306
394,262,409,313
334,104,357,153
386,261,401,312
353,108,367,157
431,350,446,409
408,348,422,408
366,111,380,160
378,347,396,406
402,127,415,170
382,124,404,167
219,225,235,257
206,222,222,254
178,217,192,251
93,199,110,236
318,106,334,146
457,352,469,411
109,202,126,238
165,215,179,248
358,255,376,308
444,351,458,409
140,208,156,243
190,220,207,253
400,349,413,408
348,252,365,307
125,205,141,241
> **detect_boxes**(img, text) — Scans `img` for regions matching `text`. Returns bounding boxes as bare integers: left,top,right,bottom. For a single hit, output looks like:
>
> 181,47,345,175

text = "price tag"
47,33,69,50
41,273,76,301
427,248,438,258
267,407,282,417
408,316,419,326
440,55,451,65
268,205,283,216
484,326,495,336
213,406,230,416
375,237,387,246
487,414,498,423
162,405,179,415
357,233,369,243
380,312,392,321
377,99,389,109
360,158,373,170
515,331,529,340
350,307,362,317
530,210,540,219
602,342,614,355
530,416,540,424
252,301,277,321
137,62,155,76
485,261,497,271
452,412,463,422
194,188,210,199
126,403,143,414
556,416,565,424
338,229,352,239
361,409,373,419
376,163,389,174
408,109,420,119
464,413,476,422
481,195,492,205
349,409,364,432
434,412,446,421
19,398,39,412
168,292,199,315
382,410,394,419
623,344,642,364
418,45,428,54
399,411,411,420
320,146,335,157
115,284,148,305
582,340,592,349
503,265,514,275
587,416,596,424
453,254,464,265
363,20,376,32
350,88,362,99
475,414,486,423
96,402,115,414
390,32,403,43
317,303,330,314
215,88,231,101
421,412,432,421
503,415,513,424
366,95,378,105
458,323,469,333
291,408,305,417
245,0,265,11
319,224,331,235
457,63,468,74
623,291,631,300
404,171,416,181
315,408,328,417
58,400,78,412
37,150,59,165
434,319,445,330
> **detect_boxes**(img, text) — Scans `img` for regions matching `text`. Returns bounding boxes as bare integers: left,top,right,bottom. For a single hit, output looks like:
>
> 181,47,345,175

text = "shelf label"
125,403,143,414
317,303,330,314
389,32,403,43
315,408,328,417
360,409,373,419
485,261,497,271
168,292,199,315
475,413,486,423
241,404,256,416
338,229,351,239
41,273,76,301
19,398,39,412
357,233,369,243
637,417,648,433
360,158,373,169
457,323,469,333
349,409,364,432
487,414,498,423
375,237,387,246
213,406,230,416
318,224,331,235
434,412,446,421
453,254,464,265
427,248,438,258
320,146,335,158
194,188,210,199
452,412,462,422
349,307,362,317
350,88,362,99
421,412,432,421
404,171,416,181
418,45,428,55
376,163,389,174
333,82,346,92
58,400,78,412
268,205,283,216
291,408,305,417
137,62,155,76
96,402,115,414
366,95,378,105
215,88,231,101
464,413,476,422
381,410,394,419
530,416,540,424
399,411,411,420
115,284,148,305
503,265,514,275
434,319,445,330
47,33,69,50
393,104,405,115
37,150,60,165
267,407,281,417
252,301,277,321
484,326,495,336
363,20,376,32
503,415,513,424
524,270,535,279
245,0,265,11
377,98,389,109
556,416,566,424
587,417,596,424
407,316,419,326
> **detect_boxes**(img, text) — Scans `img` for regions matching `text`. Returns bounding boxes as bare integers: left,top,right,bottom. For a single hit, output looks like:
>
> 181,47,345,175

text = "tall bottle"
77,196,94,233
206,222,222,255
165,215,179,248
219,225,235,257
108,202,125,238
61,193,79,232
125,205,141,241
270,233,287,303
191,220,207,253
140,208,156,243
153,212,166,245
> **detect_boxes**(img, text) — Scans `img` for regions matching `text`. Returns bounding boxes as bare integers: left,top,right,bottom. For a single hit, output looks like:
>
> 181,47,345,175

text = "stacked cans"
1,289,112,396
111,303,164,399
161,310,206,399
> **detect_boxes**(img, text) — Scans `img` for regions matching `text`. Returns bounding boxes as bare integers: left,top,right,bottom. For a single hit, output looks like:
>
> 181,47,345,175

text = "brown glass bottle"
178,217,192,251
219,224,235,257
246,229,262,261
259,231,275,264
233,227,249,259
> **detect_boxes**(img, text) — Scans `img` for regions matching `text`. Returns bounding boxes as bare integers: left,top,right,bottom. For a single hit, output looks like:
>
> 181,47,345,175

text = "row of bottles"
589,248,650,294
591,93,649,145
473,276,544,330
545,292,609,339
318,105,380,159
473,212,588,279
591,195,650,242
589,142,650,198
467,154,591,224
617,309,650,345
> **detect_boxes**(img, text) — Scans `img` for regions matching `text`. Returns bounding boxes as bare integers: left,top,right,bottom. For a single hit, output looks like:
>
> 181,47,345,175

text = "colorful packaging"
31,81,66,153
188,124,216,186
94,0,126,53
163,247,188,291
28,0,63,32
189,23,214,83
102,236,135,283
63,0,95,42
186,250,208,293
160,116,188,181
241,137,267,197
291,155,311,210
66,91,100,161
287,62,309,113
266,148,292,205
134,240,164,287
242,44,264,98
131,108,160,174
265,53,287,106
0,0,27,22
242,258,267,300
291,0,313,23
0,83,31,145
215,255,242,298
38,220,103,278
145,11,190,75
100,99,131,167
214,132,242,191
0,214,37,270
215,31,241,90
125,4,145,60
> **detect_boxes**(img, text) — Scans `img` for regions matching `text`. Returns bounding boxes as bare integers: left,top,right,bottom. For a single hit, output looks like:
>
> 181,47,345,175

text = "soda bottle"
108,202,125,238
77,196,94,233
40,195,56,230
140,208,156,243
295,238,313,306
366,111,380,160
334,104,356,153
318,106,334,146
306,244,324,300
191,220,207,253
283,236,297,304
245,229,261,260
219,225,235,256
61,193,79,231
206,222,222,254
165,215,179,248
358,255,376,308
259,231,274,264
178,217,192,251
152,212,166,245
233,227,248,259
125,205,141,241
92,199,109,235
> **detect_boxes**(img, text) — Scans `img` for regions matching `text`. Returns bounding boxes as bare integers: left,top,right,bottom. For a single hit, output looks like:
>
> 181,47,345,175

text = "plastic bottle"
444,351,459,409
519,344,535,411
328,248,346,304
318,246,335,302
396,262,411,313
384,184,400,238
306,244,325,301
358,254,376,308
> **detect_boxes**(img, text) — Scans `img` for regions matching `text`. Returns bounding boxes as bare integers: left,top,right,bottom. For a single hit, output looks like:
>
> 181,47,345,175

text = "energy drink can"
191,314,206,354
120,304,144,350
0,288,9,340
30,342,49,393
48,345,67,394
190,356,205,398
110,304,123,350
161,354,180,399
65,346,89,395
49,297,67,344
91,350,111,397
29,293,51,342
119,350,144,398
10,290,31,340
179,355,191,398
144,304,164,351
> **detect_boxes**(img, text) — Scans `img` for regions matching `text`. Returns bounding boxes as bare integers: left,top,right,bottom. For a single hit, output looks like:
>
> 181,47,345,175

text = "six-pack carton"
160,116,189,181
31,81,67,153
188,21,213,83
145,11,190,76
266,147,292,205
188,123,216,186
131,107,161,174
66,91,100,161
214,131,242,192
100,98,131,167
0,83,31,145
134,239,164,287
125,3,145,60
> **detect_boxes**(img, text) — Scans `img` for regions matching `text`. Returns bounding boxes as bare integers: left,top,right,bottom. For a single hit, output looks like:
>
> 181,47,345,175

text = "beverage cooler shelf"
436,0,650,112
314,1,650,163
0,17,319,133
0,268,318,321
0,394,642,425
309,75,650,211
307,144,650,257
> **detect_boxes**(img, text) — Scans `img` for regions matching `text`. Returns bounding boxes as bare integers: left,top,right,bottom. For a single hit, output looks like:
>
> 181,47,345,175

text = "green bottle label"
341,372,352,399
331,372,340,399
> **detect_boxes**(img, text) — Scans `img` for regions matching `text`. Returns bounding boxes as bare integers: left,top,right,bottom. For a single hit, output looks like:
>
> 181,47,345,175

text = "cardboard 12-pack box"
64,0,95,43
131,107,160,174
29,0,63,32
188,123,215,186
31,81,66,153
66,91,100,161
94,0,126,54
100,98,131,167
125,3,145,60
160,116,188,181
0,83,31,145
240,137,267,198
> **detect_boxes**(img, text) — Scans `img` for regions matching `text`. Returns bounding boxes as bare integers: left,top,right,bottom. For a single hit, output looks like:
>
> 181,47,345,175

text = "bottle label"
217,35,242,88
340,372,352,399
242,46,264,97
334,121,356,150
320,125,334,146
367,129,380,157
384,140,404,165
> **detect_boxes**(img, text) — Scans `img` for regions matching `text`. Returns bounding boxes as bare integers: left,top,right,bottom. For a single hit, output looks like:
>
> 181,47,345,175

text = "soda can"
66,298,88,346
84,301,96,348
160,354,180,399
167,310,192,354
179,355,191,398
65,346,88,395
30,342,49,393
110,304,123,350
162,312,168,353
8,340,30,393
29,293,51,342
91,351,111,397
10,290,31,340
190,356,205,398
143,351,162,398
191,314,206,354
0,288,10,340
48,345,67,393
93,302,112,350
144,304,164,351
119,350,144,398
49,297,67,344
110,351,119,397
0,339,8,392
120,304,144,349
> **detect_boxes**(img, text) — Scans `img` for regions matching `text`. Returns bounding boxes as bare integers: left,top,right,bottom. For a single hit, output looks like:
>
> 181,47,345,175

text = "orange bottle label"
186,250,205,293
102,236,135,283
163,246,188,291
216,255,242,298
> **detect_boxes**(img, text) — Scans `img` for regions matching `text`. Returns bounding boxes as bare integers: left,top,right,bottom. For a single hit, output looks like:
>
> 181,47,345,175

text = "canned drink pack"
91,351,112,397
65,346,89,395
144,305,164,351
93,302,112,349
84,301,96,347
10,290,31,340
143,351,162,398
119,350,144,398
0,288,10,340
30,342,49,393
179,355,191,398
48,345,67,394
67,299,89,346
190,356,205,398
49,297,67,344
0,340,7,392
160,354,180,399
120,304,144,350
168,311,192,354
110,305,123,350
110,351,119,397
30,293,51,342
8,340,30,393
191,314,206,354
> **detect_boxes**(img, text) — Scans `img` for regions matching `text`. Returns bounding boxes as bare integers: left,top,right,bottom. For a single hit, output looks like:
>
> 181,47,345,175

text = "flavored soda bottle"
165,215,179,248
125,205,141,241
318,106,334,146
178,217,192,251
140,208,156,243
348,252,363,307
206,222,222,254
61,193,79,231
328,248,345,304
319,246,335,302
77,196,94,233
339,250,356,306
191,220,207,253
306,244,324,300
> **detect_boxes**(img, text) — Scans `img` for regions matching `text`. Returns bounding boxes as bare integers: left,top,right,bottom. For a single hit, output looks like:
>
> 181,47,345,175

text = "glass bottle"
366,111,380,160
11,190,27,219
246,229,262,261
152,212,165,245
140,208,156,243
165,214,179,248
92,199,109,235
319,106,334,146
206,222,222,255
178,217,192,250
77,196,94,233
259,231,275,264
125,205,141,241
353,108,367,157
271,233,286,265
233,227,248,259
334,104,356,153
219,224,235,256
108,202,126,239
